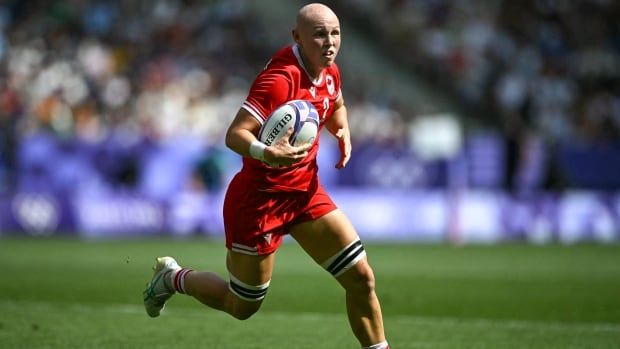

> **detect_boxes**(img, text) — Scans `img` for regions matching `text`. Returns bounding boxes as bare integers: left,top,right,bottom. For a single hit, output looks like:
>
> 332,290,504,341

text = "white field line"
1,299,619,334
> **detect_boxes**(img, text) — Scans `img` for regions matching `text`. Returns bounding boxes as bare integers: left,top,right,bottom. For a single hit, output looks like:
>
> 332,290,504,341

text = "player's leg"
143,250,275,320
145,173,279,319
183,250,275,320
290,209,388,348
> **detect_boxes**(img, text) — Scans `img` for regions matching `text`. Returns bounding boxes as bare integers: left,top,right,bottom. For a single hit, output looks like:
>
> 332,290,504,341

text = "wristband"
249,140,267,161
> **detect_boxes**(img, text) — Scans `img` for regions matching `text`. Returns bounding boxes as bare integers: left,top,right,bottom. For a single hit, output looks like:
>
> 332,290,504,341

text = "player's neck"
297,49,322,81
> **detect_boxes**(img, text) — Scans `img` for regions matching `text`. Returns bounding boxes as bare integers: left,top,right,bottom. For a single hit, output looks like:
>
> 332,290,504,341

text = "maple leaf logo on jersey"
326,75,335,95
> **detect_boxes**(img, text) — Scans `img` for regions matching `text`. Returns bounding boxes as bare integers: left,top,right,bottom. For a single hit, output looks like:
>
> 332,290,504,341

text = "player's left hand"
334,128,351,169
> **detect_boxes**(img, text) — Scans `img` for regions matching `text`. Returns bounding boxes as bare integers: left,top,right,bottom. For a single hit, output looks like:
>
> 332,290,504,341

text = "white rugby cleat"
143,256,180,317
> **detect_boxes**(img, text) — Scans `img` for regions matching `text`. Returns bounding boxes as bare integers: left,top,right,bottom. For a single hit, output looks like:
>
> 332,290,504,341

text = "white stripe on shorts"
231,243,259,255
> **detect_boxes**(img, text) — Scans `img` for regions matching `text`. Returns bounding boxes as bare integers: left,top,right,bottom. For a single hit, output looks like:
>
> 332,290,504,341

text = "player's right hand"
264,127,312,167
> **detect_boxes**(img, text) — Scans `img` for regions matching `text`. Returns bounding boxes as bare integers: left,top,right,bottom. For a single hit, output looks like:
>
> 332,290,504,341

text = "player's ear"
292,28,301,45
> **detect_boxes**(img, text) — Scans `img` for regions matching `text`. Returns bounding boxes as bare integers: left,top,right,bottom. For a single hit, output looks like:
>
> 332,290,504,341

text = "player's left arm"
324,95,351,169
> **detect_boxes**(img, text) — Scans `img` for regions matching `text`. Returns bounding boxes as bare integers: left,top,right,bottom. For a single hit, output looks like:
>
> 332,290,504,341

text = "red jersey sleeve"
242,68,294,125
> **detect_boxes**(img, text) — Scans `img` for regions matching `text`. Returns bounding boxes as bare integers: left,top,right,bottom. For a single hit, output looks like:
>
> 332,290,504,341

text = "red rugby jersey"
240,44,342,192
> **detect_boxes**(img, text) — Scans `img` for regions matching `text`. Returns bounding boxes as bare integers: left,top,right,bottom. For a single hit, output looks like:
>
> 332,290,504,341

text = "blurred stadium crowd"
0,0,272,198
0,0,619,201
338,0,620,190
342,0,620,141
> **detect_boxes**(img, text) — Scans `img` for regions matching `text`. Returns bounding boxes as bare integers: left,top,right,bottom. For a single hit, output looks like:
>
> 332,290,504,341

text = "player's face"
295,14,340,75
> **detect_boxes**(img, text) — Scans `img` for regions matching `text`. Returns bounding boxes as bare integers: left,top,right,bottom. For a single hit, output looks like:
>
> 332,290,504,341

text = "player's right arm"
225,108,311,167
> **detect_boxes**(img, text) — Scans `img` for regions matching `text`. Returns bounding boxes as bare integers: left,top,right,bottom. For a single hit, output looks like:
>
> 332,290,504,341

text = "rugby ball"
258,100,319,147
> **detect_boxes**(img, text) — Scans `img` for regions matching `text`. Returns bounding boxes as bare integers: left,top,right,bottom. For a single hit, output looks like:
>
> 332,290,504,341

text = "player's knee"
228,274,270,320
322,239,377,294
345,260,376,295
230,303,261,320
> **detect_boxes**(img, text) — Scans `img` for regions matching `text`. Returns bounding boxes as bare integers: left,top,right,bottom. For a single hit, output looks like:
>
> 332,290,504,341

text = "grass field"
1,237,619,348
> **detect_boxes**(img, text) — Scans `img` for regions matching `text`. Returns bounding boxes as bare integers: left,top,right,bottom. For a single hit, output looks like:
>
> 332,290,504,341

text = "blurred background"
0,0,619,244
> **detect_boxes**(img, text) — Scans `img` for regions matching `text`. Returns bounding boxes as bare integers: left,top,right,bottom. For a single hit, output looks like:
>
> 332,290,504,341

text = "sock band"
173,268,193,294
322,239,366,277
228,273,270,302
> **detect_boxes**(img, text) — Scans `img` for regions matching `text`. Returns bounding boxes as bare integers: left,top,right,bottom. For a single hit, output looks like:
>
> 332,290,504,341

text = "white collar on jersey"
292,44,324,86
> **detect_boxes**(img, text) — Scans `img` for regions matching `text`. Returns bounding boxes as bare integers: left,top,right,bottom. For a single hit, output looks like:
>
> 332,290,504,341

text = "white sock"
363,341,388,349
172,268,193,294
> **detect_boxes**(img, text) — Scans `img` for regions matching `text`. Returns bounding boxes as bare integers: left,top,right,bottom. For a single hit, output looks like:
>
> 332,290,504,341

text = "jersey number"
321,97,329,120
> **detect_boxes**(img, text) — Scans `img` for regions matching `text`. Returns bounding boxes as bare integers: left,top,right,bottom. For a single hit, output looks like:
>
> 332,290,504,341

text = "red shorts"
223,173,337,255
